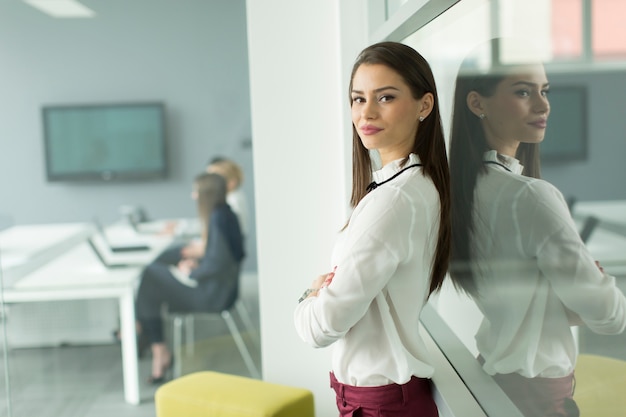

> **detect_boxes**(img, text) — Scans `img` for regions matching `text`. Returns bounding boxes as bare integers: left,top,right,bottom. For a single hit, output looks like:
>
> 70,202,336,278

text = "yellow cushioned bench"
155,371,315,417
574,353,626,415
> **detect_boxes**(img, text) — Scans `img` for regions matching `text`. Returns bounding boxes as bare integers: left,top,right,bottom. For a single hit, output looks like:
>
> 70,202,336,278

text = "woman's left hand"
177,258,198,275
181,240,203,259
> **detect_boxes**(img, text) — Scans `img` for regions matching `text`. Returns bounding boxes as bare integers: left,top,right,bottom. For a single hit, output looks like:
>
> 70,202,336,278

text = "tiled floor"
0,331,260,417
0,272,261,417
0,270,624,417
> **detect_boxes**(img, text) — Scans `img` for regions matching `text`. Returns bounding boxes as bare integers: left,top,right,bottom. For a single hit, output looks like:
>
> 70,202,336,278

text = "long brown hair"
194,172,227,247
348,42,451,294
449,39,542,295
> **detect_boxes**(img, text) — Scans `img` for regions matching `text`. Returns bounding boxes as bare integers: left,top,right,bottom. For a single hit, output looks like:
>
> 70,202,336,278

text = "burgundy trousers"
491,371,579,417
478,356,579,417
330,372,438,417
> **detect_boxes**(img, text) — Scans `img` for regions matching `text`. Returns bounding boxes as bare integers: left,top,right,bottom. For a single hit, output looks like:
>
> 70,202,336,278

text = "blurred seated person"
152,175,206,264
206,156,249,237
158,156,248,261
135,172,245,383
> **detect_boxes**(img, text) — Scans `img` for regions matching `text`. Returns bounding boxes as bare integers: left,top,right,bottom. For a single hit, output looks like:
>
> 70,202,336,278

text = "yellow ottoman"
155,371,315,417
574,353,626,415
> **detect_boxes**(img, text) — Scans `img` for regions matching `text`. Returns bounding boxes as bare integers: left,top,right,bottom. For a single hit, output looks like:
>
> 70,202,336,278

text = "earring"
419,116,425,122
479,113,485,120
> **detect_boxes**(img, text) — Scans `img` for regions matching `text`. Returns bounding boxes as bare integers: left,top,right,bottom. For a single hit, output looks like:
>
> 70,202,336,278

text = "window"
369,0,626,415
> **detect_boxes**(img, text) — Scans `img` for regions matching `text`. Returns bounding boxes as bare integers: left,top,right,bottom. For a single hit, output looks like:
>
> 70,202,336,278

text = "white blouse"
227,188,249,237
471,150,626,378
294,153,441,386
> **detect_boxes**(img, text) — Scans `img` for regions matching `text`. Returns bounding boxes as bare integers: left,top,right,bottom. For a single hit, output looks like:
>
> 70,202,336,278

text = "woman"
449,39,626,416
294,42,450,416
135,172,245,383
207,157,249,238
159,157,249,262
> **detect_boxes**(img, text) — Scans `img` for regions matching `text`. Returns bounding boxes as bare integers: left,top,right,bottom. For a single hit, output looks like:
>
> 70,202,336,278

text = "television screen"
42,102,167,182
541,86,587,162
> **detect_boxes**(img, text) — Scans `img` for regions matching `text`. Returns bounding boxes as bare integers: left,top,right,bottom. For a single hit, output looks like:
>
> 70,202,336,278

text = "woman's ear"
466,91,485,118
418,92,434,120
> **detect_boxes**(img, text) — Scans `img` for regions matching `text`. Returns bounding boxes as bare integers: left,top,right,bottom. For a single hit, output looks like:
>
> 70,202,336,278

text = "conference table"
0,222,174,405
573,200,626,276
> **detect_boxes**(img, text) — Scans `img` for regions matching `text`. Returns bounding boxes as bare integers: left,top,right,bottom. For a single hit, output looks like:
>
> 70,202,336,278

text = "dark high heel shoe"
147,374,167,385
147,357,174,385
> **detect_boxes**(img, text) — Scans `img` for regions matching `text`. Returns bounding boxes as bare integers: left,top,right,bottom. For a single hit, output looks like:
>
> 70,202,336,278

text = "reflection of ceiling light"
23,0,95,18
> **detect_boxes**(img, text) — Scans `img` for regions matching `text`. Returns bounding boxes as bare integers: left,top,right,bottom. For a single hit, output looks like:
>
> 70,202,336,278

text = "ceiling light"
23,0,95,18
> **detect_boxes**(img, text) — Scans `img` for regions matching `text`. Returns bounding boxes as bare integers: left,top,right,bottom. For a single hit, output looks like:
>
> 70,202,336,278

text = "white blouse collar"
483,150,524,175
372,153,421,184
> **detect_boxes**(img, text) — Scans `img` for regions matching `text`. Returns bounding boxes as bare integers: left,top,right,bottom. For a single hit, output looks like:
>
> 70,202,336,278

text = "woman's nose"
361,101,377,119
534,93,550,114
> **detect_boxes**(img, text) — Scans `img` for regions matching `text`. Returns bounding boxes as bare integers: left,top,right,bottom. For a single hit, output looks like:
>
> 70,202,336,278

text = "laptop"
93,218,151,252
122,206,154,235
86,238,135,268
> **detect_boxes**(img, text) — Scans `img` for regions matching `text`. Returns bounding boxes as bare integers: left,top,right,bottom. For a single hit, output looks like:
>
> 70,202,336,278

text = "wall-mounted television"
42,102,167,182
540,86,587,163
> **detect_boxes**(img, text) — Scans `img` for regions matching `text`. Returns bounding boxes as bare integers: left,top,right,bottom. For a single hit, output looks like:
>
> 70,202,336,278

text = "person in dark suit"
135,172,245,383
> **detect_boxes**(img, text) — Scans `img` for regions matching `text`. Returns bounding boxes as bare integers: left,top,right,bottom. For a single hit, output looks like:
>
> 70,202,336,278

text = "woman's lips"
529,119,547,129
360,125,383,135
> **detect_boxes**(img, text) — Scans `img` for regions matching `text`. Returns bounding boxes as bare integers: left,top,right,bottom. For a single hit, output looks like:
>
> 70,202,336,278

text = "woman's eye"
379,95,395,102
541,89,550,97
515,90,530,97
352,96,365,104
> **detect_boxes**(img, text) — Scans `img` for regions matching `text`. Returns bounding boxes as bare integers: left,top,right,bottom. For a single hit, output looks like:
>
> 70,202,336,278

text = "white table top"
13,243,141,290
0,223,93,287
0,221,175,405
574,200,626,225
1,222,173,292
585,228,626,276
572,201,626,276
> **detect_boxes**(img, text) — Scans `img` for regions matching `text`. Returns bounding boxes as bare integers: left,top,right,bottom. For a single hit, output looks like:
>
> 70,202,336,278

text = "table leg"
120,290,140,405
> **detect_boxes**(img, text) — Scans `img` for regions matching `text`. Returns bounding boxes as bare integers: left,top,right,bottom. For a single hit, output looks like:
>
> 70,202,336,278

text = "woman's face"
476,64,550,156
351,64,426,166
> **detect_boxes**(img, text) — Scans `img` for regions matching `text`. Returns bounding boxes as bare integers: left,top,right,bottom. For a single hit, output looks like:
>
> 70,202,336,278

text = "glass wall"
386,0,626,415
0,1,257,416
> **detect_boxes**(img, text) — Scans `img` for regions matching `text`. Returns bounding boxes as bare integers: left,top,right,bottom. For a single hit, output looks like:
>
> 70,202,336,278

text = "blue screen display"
43,102,167,181
541,86,587,162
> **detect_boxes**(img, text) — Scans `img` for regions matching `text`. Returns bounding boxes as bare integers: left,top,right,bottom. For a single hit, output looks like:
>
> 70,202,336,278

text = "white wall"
245,1,367,414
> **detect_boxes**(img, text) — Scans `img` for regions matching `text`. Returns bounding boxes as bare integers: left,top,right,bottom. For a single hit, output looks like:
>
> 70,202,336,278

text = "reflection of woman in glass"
294,42,450,417
449,39,626,416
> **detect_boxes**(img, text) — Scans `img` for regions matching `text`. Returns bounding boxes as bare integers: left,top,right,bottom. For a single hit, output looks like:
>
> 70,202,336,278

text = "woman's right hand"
311,267,337,290
321,266,337,288
303,267,337,301
595,260,605,273
159,220,178,236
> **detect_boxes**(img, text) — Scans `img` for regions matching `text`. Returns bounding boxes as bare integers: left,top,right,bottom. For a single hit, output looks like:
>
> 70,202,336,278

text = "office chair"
164,275,261,380
565,195,577,213
579,215,600,243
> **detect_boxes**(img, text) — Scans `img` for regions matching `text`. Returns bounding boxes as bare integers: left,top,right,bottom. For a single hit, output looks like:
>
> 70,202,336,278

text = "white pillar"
246,1,366,414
